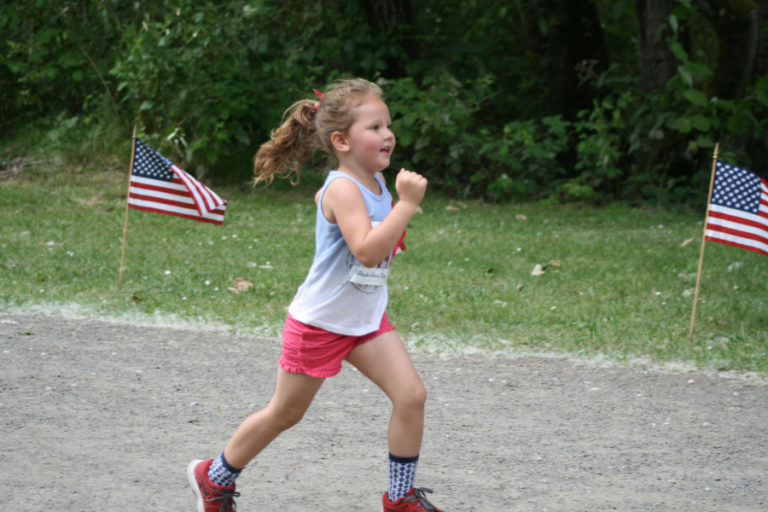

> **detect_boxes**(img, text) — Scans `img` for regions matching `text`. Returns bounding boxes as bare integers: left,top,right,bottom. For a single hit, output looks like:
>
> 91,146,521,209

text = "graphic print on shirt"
346,221,393,294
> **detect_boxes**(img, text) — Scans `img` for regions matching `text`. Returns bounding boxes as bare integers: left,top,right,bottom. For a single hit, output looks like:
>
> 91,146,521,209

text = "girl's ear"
330,131,350,153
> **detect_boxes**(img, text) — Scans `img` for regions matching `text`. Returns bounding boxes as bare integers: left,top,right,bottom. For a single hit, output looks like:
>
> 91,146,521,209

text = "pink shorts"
279,313,395,378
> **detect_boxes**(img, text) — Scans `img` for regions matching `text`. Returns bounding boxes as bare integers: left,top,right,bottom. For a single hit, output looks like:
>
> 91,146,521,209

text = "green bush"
3,0,768,205
385,73,490,193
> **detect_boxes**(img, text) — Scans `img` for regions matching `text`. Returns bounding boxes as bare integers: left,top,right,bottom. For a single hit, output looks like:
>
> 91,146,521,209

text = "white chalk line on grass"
2,302,766,383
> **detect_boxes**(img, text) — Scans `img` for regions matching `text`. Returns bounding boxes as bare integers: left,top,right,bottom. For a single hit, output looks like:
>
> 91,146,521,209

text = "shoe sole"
187,459,205,512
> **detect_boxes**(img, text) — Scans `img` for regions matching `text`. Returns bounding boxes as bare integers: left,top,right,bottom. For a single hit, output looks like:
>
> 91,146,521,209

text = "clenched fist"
395,168,428,206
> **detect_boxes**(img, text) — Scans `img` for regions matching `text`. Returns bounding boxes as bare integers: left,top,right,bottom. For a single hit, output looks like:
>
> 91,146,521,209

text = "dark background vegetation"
2,0,767,205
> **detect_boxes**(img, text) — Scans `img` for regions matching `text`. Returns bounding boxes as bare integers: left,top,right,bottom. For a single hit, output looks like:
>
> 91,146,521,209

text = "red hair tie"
313,88,325,111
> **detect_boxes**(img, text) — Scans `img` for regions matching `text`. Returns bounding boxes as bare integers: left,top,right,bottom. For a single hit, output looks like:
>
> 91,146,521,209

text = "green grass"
1,168,767,374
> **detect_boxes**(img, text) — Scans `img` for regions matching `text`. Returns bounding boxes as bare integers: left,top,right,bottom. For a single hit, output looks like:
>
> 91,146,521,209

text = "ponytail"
252,99,318,184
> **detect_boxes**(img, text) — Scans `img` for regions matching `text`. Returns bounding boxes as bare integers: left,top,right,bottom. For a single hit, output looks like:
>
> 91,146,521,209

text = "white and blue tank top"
287,170,396,335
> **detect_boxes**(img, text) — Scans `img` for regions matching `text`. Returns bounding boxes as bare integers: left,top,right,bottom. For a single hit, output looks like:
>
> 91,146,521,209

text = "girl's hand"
395,168,427,207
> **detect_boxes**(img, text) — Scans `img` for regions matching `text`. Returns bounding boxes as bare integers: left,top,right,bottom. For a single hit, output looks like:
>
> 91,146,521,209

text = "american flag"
705,161,768,257
128,139,227,225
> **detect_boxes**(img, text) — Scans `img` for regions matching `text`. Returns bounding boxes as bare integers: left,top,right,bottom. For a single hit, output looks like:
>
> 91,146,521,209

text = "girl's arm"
323,169,427,267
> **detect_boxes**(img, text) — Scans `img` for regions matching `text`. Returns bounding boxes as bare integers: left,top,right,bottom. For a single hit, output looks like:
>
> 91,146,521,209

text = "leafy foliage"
2,0,768,204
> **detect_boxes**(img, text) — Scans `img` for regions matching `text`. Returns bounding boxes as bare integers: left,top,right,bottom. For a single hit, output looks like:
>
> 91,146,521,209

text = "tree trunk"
522,0,609,118
364,0,414,77
700,0,759,100
365,0,412,31
754,0,768,77
746,0,768,175
634,0,677,93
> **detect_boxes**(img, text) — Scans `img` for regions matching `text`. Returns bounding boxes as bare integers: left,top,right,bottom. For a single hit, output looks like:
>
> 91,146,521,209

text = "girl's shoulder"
324,172,365,199
322,170,357,191
323,169,388,200
323,170,376,192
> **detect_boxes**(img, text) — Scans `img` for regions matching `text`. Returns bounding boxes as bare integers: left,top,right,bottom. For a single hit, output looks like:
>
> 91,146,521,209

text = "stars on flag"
128,139,227,225
710,162,762,214
705,161,768,257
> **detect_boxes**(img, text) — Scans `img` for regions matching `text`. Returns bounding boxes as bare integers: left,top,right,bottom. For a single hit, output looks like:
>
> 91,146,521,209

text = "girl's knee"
413,381,427,406
395,380,427,411
266,404,307,432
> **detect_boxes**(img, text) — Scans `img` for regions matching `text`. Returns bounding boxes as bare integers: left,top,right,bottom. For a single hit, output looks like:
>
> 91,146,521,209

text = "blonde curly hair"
252,78,383,184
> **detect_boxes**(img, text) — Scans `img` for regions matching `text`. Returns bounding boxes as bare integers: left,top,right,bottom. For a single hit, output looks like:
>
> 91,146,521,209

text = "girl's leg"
345,330,426,457
223,367,325,469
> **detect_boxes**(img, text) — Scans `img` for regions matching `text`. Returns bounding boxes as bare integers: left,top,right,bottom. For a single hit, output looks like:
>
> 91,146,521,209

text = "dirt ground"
1,312,766,511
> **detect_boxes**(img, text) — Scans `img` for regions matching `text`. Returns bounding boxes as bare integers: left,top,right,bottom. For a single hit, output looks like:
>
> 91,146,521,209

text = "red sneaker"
383,488,443,512
187,459,240,512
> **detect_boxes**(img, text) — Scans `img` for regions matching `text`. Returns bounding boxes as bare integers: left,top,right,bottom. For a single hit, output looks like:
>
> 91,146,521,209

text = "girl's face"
342,97,395,174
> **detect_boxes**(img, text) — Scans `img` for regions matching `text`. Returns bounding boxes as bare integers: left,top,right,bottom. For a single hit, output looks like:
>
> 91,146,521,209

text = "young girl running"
188,78,443,512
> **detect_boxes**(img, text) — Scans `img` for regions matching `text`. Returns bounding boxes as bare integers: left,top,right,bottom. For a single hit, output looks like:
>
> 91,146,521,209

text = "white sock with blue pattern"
388,453,419,501
208,452,242,488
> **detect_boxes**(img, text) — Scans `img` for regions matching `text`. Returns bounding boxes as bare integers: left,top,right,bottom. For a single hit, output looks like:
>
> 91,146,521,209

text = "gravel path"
1,312,766,511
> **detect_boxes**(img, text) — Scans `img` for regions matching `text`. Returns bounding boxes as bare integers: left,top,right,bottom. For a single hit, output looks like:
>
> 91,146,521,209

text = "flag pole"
118,125,138,289
688,142,719,342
